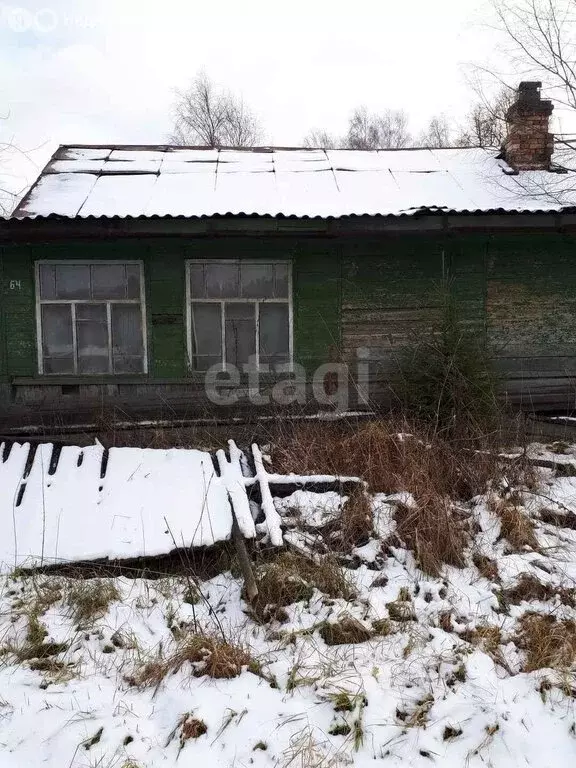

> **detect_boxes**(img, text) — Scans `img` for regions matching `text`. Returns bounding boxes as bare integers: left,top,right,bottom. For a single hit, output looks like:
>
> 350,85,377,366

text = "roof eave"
2,209,576,241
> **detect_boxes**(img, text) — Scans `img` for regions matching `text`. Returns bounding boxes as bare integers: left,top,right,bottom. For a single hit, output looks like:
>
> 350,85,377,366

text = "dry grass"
66,579,121,625
179,714,207,741
130,633,253,687
472,552,500,581
460,625,502,656
339,489,373,550
394,497,468,576
494,500,538,551
8,585,68,664
279,725,347,768
251,552,356,618
271,418,523,576
319,616,372,645
271,419,505,501
503,573,576,607
515,613,576,672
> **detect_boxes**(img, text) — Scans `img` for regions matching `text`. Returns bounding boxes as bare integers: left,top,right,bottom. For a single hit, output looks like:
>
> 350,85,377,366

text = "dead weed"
251,552,355,618
130,633,253,687
473,553,500,582
394,497,468,576
504,574,576,607
516,614,576,672
271,419,510,501
319,616,372,645
493,499,538,550
66,579,121,625
338,489,373,550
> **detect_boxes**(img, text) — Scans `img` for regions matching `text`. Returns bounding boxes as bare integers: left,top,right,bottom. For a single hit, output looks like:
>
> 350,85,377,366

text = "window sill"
11,372,299,386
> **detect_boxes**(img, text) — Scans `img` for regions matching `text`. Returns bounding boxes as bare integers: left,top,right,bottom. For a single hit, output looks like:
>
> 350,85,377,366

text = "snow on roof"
13,143,576,220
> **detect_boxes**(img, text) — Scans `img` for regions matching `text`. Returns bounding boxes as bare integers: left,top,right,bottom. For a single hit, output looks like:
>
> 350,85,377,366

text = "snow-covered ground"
1,442,576,767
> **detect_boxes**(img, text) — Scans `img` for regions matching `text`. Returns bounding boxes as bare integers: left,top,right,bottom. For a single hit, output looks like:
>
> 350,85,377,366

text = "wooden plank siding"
487,234,576,409
1,231,576,421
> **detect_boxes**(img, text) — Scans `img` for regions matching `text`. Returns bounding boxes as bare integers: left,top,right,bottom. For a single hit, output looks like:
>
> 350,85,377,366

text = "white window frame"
35,260,148,375
185,259,293,372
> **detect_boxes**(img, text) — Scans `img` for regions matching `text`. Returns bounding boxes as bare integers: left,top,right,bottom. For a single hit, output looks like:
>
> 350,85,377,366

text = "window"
187,261,291,371
36,262,147,374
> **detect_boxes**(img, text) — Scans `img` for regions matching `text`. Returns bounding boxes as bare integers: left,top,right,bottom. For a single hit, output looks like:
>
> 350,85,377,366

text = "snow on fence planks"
0,442,236,570
0,440,362,571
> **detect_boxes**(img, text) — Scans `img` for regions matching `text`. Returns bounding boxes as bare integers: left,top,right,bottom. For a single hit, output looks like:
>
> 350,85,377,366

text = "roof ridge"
53,143,494,153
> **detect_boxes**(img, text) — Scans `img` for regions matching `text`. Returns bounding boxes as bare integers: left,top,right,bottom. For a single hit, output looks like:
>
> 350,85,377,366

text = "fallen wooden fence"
0,440,361,572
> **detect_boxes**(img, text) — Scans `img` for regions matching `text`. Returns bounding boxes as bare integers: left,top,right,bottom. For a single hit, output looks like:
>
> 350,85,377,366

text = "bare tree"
455,86,515,147
491,0,576,111
303,107,411,150
0,115,17,215
170,72,263,147
302,129,341,149
418,115,452,147
346,106,411,149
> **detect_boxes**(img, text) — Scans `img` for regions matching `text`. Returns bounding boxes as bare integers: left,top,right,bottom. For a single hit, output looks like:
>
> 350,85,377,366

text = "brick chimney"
504,81,554,170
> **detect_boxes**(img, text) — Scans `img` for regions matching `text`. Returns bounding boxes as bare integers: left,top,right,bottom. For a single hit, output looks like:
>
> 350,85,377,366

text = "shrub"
179,714,207,741
393,287,499,439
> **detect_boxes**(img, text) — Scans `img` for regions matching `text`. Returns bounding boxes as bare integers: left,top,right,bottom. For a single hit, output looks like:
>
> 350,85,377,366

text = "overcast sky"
0,0,521,202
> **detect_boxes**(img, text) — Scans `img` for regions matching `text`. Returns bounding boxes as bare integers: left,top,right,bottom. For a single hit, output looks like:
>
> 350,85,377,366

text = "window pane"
55,265,90,299
42,305,73,366
241,264,274,298
112,305,144,373
274,263,289,298
189,263,205,298
225,303,255,368
91,264,126,299
76,303,107,322
39,264,56,299
206,263,239,298
76,303,109,373
126,264,141,299
114,356,144,373
44,357,74,374
191,303,221,370
259,304,289,366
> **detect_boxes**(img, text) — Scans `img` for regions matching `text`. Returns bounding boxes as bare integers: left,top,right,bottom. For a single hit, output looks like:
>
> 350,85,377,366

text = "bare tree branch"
170,72,263,147
455,84,515,147
491,0,576,111
302,130,341,149
417,115,452,147
346,106,412,149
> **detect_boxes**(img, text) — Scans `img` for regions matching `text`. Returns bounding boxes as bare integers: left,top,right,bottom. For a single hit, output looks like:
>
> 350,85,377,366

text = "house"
2,80,576,428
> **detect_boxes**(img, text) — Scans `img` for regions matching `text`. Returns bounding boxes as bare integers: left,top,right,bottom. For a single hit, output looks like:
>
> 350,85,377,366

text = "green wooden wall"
2,231,576,409
0,236,342,383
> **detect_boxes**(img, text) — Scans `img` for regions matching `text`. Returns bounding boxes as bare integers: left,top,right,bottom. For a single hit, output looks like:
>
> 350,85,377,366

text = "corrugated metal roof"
12,144,576,220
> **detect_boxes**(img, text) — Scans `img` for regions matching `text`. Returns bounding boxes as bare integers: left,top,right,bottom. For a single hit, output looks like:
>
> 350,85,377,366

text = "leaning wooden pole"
231,513,258,603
